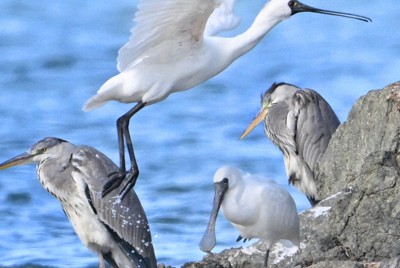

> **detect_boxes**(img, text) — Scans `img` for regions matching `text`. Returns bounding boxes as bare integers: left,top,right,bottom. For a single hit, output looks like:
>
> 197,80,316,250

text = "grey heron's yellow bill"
240,107,269,139
0,152,33,170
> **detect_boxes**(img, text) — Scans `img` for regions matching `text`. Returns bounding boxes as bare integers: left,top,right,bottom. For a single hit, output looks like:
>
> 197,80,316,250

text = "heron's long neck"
37,150,75,197
227,3,286,60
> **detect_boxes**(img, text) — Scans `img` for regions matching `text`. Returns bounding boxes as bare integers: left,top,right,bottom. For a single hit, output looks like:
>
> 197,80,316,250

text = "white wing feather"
117,0,221,72
205,0,240,36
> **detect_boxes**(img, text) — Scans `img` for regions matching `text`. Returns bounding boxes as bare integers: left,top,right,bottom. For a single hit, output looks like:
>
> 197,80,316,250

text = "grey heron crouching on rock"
241,83,340,206
0,137,157,268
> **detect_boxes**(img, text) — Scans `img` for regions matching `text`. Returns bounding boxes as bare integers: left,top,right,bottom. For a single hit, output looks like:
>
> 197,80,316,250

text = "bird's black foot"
288,174,299,185
102,171,128,198
102,168,138,200
236,235,251,243
118,171,138,200
307,195,320,206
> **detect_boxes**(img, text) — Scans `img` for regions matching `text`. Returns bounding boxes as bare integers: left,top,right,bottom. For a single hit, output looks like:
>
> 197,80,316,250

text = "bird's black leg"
307,195,320,207
117,113,127,174
118,104,143,199
102,102,145,198
264,248,270,268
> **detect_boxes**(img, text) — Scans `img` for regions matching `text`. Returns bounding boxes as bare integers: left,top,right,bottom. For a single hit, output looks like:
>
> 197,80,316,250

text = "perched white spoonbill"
83,0,371,199
199,166,300,267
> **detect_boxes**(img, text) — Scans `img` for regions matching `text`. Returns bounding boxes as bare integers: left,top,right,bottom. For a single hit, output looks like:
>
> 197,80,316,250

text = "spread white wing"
117,0,221,72
205,0,240,36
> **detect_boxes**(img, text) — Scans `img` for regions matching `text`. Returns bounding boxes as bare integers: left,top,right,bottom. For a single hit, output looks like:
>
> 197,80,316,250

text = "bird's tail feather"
287,155,318,202
83,94,108,111
83,76,123,111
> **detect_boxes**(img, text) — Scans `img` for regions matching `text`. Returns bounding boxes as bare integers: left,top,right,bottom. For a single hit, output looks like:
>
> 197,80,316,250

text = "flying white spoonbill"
199,166,300,267
83,0,371,199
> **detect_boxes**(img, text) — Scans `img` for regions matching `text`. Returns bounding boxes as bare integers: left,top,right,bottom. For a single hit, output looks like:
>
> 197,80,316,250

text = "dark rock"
182,82,400,268
315,81,400,200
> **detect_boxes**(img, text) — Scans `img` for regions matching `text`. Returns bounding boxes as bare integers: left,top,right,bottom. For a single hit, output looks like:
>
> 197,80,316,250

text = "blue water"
0,0,399,267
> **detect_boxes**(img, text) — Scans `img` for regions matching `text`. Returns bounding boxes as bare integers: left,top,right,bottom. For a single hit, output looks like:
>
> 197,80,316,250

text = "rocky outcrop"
182,82,400,268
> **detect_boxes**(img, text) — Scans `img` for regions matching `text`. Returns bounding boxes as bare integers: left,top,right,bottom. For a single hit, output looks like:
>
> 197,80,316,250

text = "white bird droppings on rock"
240,245,263,255
271,240,299,264
309,206,331,218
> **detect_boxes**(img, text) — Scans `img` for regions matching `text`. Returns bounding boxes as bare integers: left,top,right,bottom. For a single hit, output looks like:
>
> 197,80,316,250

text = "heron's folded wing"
293,90,340,171
71,147,157,268
117,0,220,71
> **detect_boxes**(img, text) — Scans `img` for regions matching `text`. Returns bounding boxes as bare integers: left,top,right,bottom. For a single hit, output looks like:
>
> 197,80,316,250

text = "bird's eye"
288,1,296,7
40,148,47,154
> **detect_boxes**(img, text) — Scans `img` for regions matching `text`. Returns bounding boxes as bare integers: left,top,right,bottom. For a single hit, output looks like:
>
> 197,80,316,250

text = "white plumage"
82,0,369,109
200,166,300,267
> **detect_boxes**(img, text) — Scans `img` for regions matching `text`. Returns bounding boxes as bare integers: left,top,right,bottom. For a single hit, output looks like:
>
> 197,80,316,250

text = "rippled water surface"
0,0,399,267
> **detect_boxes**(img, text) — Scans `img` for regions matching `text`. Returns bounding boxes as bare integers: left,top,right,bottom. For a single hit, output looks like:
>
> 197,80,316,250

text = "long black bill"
0,152,33,170
290,0,372,22
199,179,229,252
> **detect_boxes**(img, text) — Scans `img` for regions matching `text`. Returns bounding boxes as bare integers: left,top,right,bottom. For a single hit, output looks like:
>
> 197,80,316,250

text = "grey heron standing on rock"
241,83,340,206
0,137,157,268
83,0,370,200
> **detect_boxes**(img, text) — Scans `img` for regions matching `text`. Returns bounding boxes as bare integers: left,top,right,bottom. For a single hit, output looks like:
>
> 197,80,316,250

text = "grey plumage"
0,137,157,268
241,82,340,205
